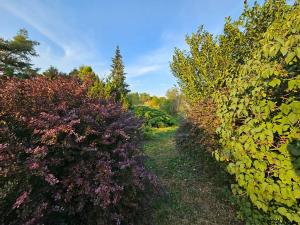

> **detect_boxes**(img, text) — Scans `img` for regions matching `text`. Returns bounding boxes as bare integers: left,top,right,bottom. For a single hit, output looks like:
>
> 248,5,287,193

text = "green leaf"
285,52,296,64
287,112,298,124
269,78,281,87
288,80,300,90
273,124,283,135
290,101,300,114
270,43,281,57
280,46,289,56
281,104,291,115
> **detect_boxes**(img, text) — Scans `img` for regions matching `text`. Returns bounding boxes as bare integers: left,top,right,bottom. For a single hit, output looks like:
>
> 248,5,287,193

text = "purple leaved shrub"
0,76,156,225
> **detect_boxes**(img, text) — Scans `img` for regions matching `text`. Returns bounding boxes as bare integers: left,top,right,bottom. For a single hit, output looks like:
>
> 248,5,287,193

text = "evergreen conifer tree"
107,46,129,107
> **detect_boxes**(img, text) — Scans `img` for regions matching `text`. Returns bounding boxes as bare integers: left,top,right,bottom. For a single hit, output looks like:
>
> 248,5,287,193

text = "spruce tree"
107,46,129,107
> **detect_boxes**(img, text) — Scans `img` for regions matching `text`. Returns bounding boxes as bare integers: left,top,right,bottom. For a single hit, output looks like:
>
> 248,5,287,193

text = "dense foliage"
171,0,300,224
215,6,300,224
133,106,176,128
69,65,106,99
0,76,156,225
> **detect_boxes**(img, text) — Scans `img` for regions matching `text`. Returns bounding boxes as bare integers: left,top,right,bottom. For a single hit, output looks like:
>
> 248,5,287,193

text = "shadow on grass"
143,127,243,225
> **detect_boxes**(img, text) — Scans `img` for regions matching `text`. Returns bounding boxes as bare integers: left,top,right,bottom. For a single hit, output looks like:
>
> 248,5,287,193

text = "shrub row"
214,7,300,224
171,1,300,224
0,77,156,225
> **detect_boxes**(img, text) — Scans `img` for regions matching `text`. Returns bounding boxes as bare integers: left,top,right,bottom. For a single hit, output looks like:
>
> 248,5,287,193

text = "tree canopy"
42,66,66,80
0,29,39,77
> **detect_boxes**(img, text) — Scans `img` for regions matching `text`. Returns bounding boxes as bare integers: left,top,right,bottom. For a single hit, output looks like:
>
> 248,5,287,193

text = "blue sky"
0,0,257,96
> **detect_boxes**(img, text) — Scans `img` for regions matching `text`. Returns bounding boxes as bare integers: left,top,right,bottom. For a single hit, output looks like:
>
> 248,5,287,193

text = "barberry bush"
0,76,156,225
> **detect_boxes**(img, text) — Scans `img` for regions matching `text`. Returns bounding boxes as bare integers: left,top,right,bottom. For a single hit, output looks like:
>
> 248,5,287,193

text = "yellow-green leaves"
172,1,300,224
215,4,300,225
285,52,296,64
268,78,281,87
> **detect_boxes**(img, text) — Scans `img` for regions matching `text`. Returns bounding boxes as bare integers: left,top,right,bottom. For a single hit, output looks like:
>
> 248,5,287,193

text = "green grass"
144,127,243,225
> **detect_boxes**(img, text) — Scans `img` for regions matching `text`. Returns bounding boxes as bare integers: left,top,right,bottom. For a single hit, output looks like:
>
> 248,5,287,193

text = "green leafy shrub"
132,105,176,128
215,6,300,224
171,0,300,224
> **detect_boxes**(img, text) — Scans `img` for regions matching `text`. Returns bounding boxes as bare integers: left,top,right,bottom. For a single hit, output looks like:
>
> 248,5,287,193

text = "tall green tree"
69,65,106,98
89,78,106,99
77,66,96,81
128,92,141,107
106,46,129,107
164,87,184,116
0,29,39,77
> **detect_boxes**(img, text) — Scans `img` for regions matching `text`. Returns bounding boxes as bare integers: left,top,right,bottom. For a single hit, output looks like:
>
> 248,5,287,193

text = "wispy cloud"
0,0,105,73
126,30,187,79
0,0,239,96
1,1,63,48
127,64,162,77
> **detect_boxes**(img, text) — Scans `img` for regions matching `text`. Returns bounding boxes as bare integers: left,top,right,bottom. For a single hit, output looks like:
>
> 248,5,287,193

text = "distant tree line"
128,87,184,116
0,31,129,107
0,30,183,114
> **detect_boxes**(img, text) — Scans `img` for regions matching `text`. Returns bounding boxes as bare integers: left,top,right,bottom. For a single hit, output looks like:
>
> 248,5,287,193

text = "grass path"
144,127,243,225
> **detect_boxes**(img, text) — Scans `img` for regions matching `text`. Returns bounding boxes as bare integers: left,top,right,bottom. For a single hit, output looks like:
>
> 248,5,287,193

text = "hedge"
171,1,300,224
215,6,300,224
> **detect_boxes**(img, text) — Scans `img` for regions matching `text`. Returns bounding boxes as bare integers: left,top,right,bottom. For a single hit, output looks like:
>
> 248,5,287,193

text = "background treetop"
0,29,39,77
